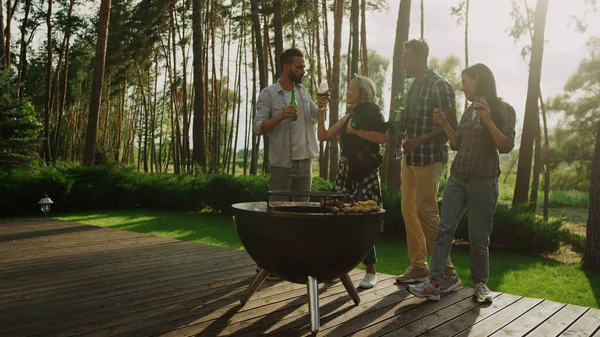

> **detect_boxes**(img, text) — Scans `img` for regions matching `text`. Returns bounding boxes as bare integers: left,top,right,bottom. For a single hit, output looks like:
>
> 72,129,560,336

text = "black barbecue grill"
232,190,385,334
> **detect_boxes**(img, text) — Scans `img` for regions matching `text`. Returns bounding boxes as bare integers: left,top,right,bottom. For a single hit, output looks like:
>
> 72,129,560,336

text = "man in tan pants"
393,39,460,293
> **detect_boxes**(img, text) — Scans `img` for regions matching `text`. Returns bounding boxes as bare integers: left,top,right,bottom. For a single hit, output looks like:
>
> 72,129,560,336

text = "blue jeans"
363,246,377,266
429,172,499,284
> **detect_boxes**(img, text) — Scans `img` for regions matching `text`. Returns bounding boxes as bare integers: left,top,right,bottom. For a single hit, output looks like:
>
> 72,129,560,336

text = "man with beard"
392,39,460,293
254,48,329,200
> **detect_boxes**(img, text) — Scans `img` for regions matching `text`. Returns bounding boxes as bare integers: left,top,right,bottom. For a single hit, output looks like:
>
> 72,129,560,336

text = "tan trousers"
401,158,455,274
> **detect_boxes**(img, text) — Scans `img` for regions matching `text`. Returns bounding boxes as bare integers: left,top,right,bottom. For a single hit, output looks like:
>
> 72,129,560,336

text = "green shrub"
454,205,563,253
0,165,567,254
546,190,589,208
380,188,565,254
311,176,333,192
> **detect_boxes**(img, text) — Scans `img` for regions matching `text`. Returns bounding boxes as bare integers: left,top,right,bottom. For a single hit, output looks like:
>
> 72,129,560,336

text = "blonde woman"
317,74,391,289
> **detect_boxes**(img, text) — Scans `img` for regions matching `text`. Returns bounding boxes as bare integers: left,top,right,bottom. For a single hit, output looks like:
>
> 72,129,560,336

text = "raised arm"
433,108,458,149
318,111,348,142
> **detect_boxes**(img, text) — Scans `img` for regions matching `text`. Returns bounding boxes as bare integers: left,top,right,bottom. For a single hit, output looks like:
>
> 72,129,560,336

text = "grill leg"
240,268,269,305
340,273,361,305
307,276,320,334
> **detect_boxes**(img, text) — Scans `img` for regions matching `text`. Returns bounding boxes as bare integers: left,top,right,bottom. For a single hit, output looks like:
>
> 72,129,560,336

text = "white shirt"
282,89,311,160
253,80,319,168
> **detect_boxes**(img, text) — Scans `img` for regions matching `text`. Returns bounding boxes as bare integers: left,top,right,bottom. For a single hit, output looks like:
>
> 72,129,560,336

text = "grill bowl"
232,201,384,284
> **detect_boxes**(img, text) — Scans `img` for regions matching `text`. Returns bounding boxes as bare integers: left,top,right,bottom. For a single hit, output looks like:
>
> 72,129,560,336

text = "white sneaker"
358,273,378,289
474,283,493,303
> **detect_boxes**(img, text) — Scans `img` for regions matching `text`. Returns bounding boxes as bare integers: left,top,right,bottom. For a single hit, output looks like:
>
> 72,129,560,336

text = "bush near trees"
0,164,565,254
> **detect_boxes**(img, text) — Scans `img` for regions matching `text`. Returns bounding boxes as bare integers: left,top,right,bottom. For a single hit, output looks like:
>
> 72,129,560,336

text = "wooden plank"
0,254,256,311
0,234,174,252
377,293,518,337
0,244,239,291
0,236,176,263
220,278,424,337
526,304,589,337
139,274,401,337
4,266,272,335
0,251,254,308
488,300,565,337
561,308,600,337
325,288,473,336
0,240,214,270
0,267,259,334
450,297,546,337
302,287,477,337
35,271,367,336
0,242,220,279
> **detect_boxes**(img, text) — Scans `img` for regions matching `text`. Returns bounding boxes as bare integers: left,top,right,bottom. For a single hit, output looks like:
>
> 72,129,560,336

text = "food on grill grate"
324,199,379,214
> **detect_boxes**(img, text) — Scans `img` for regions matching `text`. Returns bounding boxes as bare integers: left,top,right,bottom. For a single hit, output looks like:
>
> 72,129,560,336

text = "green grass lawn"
54,209,600,309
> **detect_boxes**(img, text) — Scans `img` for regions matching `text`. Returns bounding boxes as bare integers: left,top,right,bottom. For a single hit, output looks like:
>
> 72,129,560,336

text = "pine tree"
0,69,43,169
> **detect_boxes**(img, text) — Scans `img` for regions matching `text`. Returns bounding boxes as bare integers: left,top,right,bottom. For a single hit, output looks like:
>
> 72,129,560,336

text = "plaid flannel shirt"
451,101,517,177
394,70,456,166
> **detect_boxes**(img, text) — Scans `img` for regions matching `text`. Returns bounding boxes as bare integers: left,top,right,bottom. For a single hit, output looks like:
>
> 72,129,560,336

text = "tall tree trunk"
16,0,32,99
350,0,359,76
512,0,549,208
273,0,283,80
420,0,424,39
464,0,469,67
250,0,267,174
360,0,368,76
464,0,469,109
322,0,331,78
4,0,19,69
174,4,190,173
192,0,207,172
136,67,149,172
42,0,53,163
151,55,159,172
49,0,75,161
250,33,259,175
83,0,111,166
382,0,411,191
320,0,331,179
53,0,73,161
114,78,126,162
231,28,243,175
315,0,327,179
261,13,270,174
529,119,542,212
329,0,345,181
102,74,111,150
583,122,600,269
243,16,250,176
541,95,550,220
0,0,4,67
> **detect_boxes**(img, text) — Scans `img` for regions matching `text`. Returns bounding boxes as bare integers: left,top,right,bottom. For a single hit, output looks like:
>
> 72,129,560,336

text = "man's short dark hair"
280,48,304,71
404,39,429,62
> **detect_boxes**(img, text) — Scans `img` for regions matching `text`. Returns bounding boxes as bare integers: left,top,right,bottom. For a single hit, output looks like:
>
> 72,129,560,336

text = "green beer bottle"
289,89,298,121
394,93,404,123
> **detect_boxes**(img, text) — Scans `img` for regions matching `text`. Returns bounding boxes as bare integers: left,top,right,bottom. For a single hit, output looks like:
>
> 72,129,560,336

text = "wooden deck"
1,219,599,337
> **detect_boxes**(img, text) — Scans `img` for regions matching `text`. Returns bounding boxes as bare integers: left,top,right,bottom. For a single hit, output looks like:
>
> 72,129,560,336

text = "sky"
365,0,599,132
230,0,600,150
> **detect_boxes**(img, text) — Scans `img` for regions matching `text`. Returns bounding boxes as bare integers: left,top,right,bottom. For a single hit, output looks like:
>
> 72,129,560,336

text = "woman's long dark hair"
462,63,504,151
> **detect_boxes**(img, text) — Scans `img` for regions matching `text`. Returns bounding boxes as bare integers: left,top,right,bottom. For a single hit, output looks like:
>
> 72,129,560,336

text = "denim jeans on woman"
428,171,499,284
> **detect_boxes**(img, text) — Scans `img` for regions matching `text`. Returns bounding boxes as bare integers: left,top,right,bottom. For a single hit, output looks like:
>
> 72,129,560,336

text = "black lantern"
37,193,54,217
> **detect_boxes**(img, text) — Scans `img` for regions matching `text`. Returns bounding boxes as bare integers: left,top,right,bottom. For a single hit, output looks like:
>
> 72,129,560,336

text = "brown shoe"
395,266,428,283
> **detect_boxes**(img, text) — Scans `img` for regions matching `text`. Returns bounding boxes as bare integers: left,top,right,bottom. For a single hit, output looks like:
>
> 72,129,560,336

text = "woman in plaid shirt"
408,63,517,303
